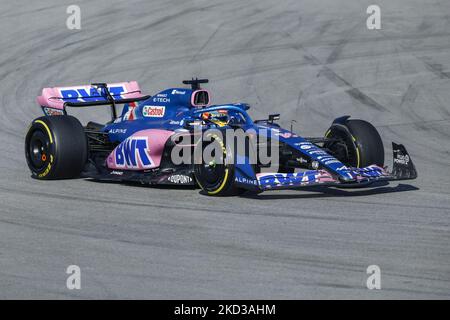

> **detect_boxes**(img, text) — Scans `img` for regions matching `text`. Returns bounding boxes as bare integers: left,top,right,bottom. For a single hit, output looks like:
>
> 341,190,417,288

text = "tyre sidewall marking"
32,120,56,178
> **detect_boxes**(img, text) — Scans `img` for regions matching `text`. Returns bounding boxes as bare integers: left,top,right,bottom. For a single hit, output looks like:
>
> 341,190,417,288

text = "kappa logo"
143,106,165,118
115,137,152,169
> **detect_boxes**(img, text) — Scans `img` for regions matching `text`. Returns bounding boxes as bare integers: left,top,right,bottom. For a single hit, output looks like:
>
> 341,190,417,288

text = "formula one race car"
25,78,417,196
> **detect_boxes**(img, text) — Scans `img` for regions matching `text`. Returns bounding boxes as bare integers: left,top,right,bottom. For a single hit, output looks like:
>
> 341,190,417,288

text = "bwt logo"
115,137,152,169
60,86,125,102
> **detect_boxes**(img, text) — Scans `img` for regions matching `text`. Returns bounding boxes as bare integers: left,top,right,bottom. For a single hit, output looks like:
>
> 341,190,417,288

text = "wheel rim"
195,137,228,190
325,127,359,167
200,161,225,187
27,130,50,171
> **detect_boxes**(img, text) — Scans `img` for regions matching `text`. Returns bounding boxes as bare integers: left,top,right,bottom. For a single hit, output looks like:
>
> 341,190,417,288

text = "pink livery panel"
107,129,174,170
36,81,143,110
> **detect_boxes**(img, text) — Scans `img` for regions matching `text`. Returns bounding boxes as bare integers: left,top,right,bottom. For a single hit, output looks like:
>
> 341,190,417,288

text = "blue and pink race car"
25,78,417,196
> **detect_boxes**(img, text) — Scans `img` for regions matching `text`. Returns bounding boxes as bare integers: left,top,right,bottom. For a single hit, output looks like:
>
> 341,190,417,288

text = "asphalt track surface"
0,0,449,299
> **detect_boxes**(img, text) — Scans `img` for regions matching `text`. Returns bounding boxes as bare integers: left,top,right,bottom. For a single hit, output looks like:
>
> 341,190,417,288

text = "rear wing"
37,81,150,121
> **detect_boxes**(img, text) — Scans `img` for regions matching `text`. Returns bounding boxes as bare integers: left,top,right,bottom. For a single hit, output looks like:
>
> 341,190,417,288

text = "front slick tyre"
194,130,244,196
325,119,384,168
25,115,88,179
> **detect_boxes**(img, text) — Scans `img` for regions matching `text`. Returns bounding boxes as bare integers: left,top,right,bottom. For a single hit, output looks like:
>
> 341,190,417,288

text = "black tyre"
25,115,88,179
325,119,384,168
194,130,244,196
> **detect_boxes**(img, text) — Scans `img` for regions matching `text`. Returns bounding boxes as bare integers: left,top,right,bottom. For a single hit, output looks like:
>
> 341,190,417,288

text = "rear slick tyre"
25,115,88,179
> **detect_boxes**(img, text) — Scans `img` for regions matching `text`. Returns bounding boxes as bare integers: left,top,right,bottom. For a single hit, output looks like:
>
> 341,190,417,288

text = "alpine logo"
108,128,127,134
143,106,165,118
235,177,258,186
114,137,152,169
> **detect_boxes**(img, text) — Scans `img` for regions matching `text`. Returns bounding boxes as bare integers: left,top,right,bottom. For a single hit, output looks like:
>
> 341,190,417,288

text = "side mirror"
191,90,210,108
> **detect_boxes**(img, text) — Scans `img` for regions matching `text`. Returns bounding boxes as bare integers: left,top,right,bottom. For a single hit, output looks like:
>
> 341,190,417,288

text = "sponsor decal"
143,105,165,118
324,159,341,165
276,132,292,139
43,107,64,116
171,89,186,95
123,102,138,121
258,171,319,188
394,154,409,165
168,174,192,184
153,96,170,103
169,120,181,125
108,128,127,134
114,137,152,169
295,141,314,149
110,170,124,175
317,156,336,162
307,150,328,155
351,166,385,178
235,176,258,186
60,86,125,102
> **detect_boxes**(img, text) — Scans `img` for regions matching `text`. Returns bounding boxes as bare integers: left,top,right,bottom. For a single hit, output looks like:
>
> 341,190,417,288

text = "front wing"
236,142,417,191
